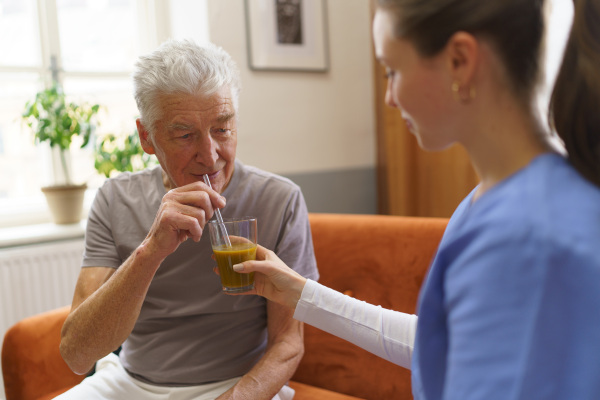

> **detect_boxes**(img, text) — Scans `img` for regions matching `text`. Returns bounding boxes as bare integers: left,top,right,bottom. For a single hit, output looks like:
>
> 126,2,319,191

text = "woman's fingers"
232,259,266,273
226,245,307,309
255,244,277,261
233,257,282,275
233,245,282,274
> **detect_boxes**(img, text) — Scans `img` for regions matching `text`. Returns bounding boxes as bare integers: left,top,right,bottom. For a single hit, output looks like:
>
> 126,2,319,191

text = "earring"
452,81,476,102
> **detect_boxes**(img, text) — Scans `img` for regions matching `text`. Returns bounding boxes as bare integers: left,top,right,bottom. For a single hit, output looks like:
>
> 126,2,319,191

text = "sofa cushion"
290,381,365,399
291,214,447,399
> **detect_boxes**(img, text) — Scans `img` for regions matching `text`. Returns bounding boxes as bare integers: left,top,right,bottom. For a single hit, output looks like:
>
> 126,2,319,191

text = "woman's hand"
229,245,307,310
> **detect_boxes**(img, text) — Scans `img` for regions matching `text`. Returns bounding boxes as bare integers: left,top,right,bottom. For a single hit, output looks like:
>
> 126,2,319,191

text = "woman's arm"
295,279,416,368
232,246,417,369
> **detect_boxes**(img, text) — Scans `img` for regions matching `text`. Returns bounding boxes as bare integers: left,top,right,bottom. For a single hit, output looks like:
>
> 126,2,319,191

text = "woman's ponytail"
550,0,600,186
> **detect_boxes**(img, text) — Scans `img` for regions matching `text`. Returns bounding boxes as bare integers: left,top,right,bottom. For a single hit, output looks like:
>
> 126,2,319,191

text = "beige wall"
170,0,376,176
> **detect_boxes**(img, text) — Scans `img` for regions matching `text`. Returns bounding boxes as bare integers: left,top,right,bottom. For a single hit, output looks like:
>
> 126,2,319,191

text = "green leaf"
21,82,100,153
93,130,156,177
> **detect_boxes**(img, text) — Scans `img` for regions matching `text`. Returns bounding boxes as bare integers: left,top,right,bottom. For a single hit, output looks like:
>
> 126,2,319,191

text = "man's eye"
213,128,231,135
179,133,191,139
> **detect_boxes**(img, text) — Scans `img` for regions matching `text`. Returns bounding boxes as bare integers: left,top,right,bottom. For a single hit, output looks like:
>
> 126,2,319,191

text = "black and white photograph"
276,0,303,45
245,0,328,71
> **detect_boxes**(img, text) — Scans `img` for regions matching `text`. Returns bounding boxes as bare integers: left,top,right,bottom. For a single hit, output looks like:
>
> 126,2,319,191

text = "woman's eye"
385,69,395,80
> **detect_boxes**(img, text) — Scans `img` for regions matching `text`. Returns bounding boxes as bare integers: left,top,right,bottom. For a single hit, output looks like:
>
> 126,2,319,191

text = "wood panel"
374,62,479,217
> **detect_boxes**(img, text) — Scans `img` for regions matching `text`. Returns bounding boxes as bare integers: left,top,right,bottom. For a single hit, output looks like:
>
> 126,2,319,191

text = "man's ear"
136,119,156,155
445,31,479,87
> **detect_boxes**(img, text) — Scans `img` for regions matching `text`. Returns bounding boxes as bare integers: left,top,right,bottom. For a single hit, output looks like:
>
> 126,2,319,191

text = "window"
539,0,574,122
0,0,168,227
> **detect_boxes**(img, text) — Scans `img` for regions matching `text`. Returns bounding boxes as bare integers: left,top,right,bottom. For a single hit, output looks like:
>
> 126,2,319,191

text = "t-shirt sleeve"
295,279,417,368
273,187,319,282
81,181,122,269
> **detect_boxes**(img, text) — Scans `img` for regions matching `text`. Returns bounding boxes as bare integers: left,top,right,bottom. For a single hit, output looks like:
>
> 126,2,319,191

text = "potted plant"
21,82,100,224
94,130,156,178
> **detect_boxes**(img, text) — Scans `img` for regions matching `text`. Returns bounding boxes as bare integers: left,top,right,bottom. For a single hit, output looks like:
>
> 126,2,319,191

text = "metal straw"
203,174,232,247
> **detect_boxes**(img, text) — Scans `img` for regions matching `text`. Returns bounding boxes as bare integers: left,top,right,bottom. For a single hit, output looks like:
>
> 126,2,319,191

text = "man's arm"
60,267,115,374
217,300,304,400
60,182,225,375
59,244,163,374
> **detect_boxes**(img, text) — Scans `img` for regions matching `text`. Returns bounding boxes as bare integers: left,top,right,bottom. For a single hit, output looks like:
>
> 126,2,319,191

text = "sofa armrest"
2,306,84,400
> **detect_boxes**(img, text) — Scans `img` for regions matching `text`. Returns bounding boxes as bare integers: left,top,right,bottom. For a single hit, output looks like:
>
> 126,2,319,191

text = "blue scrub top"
412,153,600,400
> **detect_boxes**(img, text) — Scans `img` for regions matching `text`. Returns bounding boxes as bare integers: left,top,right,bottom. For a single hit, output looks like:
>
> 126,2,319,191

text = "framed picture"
244,0,329,72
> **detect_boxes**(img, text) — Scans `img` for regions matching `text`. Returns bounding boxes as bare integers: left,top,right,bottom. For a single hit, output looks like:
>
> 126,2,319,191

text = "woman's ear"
136,119,156,155
446,31,479,88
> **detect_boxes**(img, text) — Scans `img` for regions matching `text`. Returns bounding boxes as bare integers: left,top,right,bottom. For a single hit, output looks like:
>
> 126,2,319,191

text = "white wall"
170,0,376,176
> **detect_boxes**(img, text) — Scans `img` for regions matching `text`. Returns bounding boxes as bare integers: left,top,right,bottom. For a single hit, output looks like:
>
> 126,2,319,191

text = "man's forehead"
160,90,233,110
163,102,236,130
159,84,232,103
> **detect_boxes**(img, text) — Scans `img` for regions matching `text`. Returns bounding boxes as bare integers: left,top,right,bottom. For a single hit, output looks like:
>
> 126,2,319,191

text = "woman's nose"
385,80,398,108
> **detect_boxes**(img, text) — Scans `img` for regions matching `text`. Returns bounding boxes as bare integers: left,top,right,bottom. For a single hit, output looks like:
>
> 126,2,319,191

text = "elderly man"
56,39,318,400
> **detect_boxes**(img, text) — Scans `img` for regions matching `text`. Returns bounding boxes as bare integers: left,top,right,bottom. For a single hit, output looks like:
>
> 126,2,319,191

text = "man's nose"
194,134,218,166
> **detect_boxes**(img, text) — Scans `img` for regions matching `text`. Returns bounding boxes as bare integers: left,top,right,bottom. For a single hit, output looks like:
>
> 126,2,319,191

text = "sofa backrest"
292,213,448,399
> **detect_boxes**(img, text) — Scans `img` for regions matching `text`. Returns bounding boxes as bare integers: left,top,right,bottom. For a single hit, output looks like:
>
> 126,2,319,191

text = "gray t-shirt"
82,159,319,385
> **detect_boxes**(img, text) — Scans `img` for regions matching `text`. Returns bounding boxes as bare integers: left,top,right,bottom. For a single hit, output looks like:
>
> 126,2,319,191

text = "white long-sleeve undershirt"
293,279,417,369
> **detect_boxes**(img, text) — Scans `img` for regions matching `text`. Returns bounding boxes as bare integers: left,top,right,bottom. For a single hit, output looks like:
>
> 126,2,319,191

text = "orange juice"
213,243,257,292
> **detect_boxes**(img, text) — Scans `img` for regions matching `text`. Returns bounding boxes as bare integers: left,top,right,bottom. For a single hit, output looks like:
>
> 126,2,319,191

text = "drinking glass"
208,217,257,293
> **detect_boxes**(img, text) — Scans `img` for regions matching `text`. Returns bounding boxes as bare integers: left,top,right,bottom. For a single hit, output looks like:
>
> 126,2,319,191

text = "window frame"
0,0,171,230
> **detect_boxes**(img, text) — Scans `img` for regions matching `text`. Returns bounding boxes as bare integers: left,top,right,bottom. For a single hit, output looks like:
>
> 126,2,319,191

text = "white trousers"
54,353,295,400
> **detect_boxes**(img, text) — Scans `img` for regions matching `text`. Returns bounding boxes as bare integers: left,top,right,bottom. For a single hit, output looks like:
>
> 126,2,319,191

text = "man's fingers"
173,213,204,242
168,181,226,209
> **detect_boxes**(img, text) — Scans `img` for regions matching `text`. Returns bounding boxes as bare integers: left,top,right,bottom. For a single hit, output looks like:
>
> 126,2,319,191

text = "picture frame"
244,0,329,72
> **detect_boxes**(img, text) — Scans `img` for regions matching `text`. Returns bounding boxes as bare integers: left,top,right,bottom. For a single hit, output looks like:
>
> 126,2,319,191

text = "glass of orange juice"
208,217,257,293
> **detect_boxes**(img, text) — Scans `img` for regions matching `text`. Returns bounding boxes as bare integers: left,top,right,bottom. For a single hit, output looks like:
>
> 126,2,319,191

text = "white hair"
133,39,241,133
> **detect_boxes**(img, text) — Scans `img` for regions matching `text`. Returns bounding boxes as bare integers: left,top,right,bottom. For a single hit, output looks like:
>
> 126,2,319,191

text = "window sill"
0,189,95,248
0,221,86,248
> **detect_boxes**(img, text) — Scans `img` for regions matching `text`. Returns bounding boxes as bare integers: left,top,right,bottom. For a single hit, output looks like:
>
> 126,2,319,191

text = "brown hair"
550,0,600,186
376,0,546,103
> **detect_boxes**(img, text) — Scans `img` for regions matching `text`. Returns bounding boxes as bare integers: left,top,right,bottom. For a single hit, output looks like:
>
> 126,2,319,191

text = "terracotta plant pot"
41,184,87,224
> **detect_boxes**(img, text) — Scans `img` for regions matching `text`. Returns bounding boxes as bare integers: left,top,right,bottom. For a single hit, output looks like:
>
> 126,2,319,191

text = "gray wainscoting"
283,166,377,215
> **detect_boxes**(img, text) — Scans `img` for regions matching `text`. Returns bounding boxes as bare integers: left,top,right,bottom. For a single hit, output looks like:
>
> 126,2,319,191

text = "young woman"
229,0,600,398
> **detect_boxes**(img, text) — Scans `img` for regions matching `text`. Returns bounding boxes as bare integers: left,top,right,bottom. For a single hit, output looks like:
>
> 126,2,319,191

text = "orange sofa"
2,213,447,400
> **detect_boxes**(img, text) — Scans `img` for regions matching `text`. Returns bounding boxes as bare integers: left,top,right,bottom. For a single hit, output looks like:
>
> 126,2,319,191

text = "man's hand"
143,181,226,261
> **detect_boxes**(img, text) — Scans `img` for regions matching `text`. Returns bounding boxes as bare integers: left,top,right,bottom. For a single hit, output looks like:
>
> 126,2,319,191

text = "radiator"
0,239,84,398
0,239,83,333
